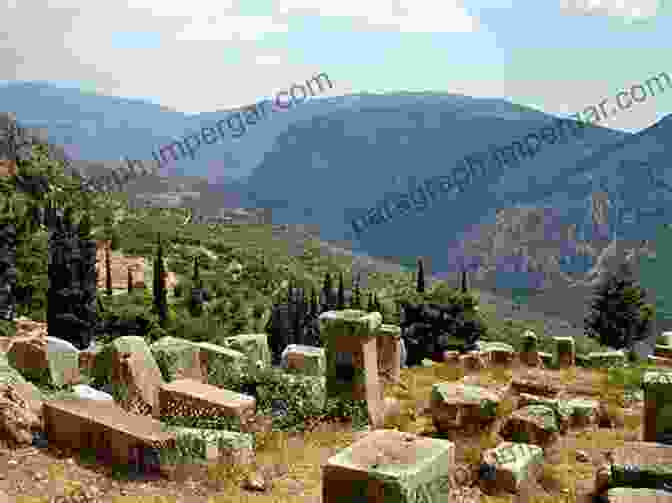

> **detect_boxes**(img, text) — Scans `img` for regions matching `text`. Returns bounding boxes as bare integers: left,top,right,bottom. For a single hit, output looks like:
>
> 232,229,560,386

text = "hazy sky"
0,0,670,132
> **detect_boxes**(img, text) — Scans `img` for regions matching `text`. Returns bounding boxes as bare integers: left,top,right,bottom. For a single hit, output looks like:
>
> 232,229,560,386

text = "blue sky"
0,0,670,132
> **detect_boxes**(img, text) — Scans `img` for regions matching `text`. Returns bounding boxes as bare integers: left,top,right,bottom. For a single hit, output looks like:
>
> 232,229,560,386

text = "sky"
0,0,671,132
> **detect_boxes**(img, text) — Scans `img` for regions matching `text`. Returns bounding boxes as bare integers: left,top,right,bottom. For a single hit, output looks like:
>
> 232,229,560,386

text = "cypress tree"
154,234,167,326
417,258,425,293
192,256,200,287
367,292,374,312
105,243,112,296
461,268,468,293
353,273,361,309
337,272,345,310
310,287,319,317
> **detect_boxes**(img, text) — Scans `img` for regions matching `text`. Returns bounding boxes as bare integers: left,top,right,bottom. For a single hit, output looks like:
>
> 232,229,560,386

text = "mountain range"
1,81,670,329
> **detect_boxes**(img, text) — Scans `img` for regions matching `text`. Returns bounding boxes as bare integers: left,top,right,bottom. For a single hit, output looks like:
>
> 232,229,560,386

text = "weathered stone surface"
165,426,254,465
648,355,672,368
44,399,176,470
78,343,102,377
72,384,114,401
588,350,626,368
94,336,165,415
517,393,571,433
8,336,80,387
0,381,42,446
196,342,248,387
511,375,560,397
481,342,515,365
323,429,455,503
159,378,256,425
607,487,672,503
566,398,599,429
376,324,401,384
151,336,206,382
610,442,672,490
459,351,489,372
500,405,560,446
642,371,672,442
223,334,271,369
554,336,575,368
431,382,501,433
481,442,544,494
280,344,326,377
539,351,553,367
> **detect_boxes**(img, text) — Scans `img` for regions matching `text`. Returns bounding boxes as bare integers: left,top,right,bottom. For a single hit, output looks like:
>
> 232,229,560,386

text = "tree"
417,258,425,293
352,273,362,309
322,273,333,310
584,262,654,351
310,288,319,317
461,268,468,293
153,234,168,327
192,256,200,287
105,243,112,296
366,292,374,312
127,267,133,294
337,272,345,309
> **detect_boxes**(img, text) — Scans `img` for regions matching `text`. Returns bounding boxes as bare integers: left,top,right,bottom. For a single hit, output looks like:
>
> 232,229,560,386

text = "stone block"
521,330,538,352
376,324,401,383
480,442,544,493
431,382,501,433
539,352,553,367
481,342,515,365
511,376,560,397
607,487,672,503
280,344,326,377
8,337,80,388
658,333,672,347
500,405,560,446
588,350,626,369
166,426,254,465
44,399,176,469
196,342,248,387
610,441,672,490
566,398,599,429
323,429,455,503
223,334,272,369
642,371,672,443
554,336,575,368
95,336,165,415
517,393,571,433
159,378,256,426
459,351,489,372
648,355,672,368
151,336,206,382
655,345,672,359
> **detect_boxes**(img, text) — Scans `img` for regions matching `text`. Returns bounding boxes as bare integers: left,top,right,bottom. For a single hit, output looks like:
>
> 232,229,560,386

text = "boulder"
323,429,455,503
222,334,271,369
480,442,544,494
280,344,326,377
94,336,164,415
195,342,248,387
430,382,501,433
7,336,80,387
459,351,489,372
517,393,571,433
166,426,254,465
500,405,560,446
151,336,206,382
587,350,626,368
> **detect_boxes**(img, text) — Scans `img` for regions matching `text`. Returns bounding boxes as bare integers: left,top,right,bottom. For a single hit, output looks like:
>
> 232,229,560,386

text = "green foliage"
584,262,655,351
0,320,16,338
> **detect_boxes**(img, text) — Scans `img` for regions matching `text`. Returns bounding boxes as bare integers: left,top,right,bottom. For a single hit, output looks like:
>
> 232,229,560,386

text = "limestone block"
167,426,254,465
481,342,515,365
430,382,501,433
151,336,206,382
588,350,626,369
566,398,599,429
517,393,570,433
500,405,560,446
280,344,326,377
223,334,272,369
323,429,455,503
376,324,401,383
642,371,672,442
554,336,575,368
8,337,80,388
480,442,544,494
196,342,248,387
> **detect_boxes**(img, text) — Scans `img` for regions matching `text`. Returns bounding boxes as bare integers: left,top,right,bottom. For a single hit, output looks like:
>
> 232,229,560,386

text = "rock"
0,382,41,446
517,393,571,433
459,351,489,372
431,382,501,433
7,337,80,387
575,450,590,462
481,342,515,365
72,384,114,401
280,344,326,377
587,350,626,368
167,426,254,466
94,336,164,415
566,398,599,429
150,336,206,382
480,442,544,494
244,471,267,491
500,405,560,446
